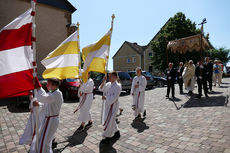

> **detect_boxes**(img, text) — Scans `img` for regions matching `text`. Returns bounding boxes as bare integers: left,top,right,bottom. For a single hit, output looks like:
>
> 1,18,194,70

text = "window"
132,57,136,63
149,52,153,57
127,58,131,63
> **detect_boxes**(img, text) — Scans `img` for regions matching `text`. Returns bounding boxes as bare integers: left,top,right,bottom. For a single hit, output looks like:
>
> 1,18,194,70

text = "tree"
151,12,201,72
208,47,230,65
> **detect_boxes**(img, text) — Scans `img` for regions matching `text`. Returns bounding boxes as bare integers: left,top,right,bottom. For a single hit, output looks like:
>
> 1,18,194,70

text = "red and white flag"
0,8,40,99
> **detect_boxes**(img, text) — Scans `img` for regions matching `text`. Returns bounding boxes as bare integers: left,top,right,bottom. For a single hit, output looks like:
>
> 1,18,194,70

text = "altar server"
99,71,121,144
29,78,63,153
74,72,94,131
131,67,147,119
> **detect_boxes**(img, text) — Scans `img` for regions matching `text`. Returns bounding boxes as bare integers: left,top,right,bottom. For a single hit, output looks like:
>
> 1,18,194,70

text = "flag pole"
77,22,82,78
106,14,115,71
101,14,115,124
31,0,39,152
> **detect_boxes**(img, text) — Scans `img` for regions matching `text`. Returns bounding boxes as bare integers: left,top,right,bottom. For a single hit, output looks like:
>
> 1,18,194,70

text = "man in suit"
204,57,213,92
177,62,184,94
195,61,208,99
166,63,176,99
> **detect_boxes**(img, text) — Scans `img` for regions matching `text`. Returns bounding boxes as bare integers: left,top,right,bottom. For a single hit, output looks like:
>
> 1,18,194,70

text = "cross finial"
111,14,115,28
111,14,115,20
77,22,80,27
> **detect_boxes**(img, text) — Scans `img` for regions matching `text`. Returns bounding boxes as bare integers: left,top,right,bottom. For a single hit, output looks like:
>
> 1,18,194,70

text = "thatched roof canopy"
167,34,211,54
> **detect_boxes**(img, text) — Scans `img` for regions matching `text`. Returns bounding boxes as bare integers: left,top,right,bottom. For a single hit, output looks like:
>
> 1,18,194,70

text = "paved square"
0,78,230,153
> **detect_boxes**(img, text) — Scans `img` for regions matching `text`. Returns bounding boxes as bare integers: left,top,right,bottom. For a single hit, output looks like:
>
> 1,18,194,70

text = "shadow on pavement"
53,130,88,153
208,91,224,94
219,86,230,88
99,139,118,153
131,117,149,133
169,97,182,102
183,95,227,108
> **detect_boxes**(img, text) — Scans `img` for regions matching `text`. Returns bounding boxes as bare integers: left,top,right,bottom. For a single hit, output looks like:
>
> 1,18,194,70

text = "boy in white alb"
74,72,94,131
131,67,147,119
99,71,121,144
29,78,63,153
19,94,45,145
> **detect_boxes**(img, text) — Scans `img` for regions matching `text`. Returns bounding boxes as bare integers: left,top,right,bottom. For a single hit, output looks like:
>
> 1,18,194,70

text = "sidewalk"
0,78,230,153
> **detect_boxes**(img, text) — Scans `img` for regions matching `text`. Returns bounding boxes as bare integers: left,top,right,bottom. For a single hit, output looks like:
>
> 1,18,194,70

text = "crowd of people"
165,57,224,99
19,67,149,152
19,57,225,152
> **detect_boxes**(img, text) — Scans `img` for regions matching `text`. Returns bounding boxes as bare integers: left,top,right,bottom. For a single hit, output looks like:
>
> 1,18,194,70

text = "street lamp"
198,18,207,33
198,18,207,60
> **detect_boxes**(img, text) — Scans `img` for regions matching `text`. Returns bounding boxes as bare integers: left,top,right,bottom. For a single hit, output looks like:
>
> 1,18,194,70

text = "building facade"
0,0,76,76
113,41,146,72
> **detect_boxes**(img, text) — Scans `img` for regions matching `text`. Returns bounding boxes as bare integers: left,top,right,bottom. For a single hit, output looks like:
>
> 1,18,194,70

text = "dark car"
227,70,230,77
128,71,155,89
59,78,81,100
152,75,167,87
93,71,132,93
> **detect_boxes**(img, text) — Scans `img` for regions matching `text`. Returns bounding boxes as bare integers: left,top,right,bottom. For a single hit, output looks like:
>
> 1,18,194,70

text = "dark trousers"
207,75,213,91
167,82,175,97
197,78,208,96
178,79,183,93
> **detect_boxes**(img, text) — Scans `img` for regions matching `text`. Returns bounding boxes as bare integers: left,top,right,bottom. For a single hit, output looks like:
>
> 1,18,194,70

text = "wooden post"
200,34,203,61
76,22,81,78
31,0,39,152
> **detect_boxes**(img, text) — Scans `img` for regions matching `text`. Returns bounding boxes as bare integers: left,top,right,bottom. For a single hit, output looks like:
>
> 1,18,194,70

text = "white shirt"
36,88,63,116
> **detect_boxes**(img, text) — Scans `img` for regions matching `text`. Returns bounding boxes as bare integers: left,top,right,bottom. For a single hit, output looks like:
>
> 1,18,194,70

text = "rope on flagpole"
31,0,39,152
101,14,115,124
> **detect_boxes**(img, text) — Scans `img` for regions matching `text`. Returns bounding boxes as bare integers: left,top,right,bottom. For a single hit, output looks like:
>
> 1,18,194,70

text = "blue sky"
68,0,230,69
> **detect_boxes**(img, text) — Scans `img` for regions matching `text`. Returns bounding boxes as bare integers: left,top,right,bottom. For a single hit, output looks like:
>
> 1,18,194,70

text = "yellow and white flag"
41,30,80,79
82,28,112,82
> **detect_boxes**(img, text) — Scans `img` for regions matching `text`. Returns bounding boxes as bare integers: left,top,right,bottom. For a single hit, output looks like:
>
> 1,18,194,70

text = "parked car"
226,70,230,77
128,71,155,89
59,78,81,100
93,71,132,93
152,75,167,87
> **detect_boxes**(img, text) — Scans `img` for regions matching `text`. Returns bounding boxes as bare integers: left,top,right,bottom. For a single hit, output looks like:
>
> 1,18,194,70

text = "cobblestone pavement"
1,78,230,153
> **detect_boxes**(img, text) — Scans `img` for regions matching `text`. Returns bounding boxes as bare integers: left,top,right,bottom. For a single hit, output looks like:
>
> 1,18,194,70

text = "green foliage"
151,12,201,71
208,47,230,64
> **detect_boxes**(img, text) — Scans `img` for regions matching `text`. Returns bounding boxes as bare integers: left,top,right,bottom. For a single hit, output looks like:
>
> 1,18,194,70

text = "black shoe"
77,125,84,132
205,94,209,98
196,95,201,99
116,118,120,124
119,108,123,115
135,114,141,120
85,121,93,129
52,138,57,149
143,110,146,117
111,131,120,141
172,96,175,99
166,95,169,99
101,137,111,145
